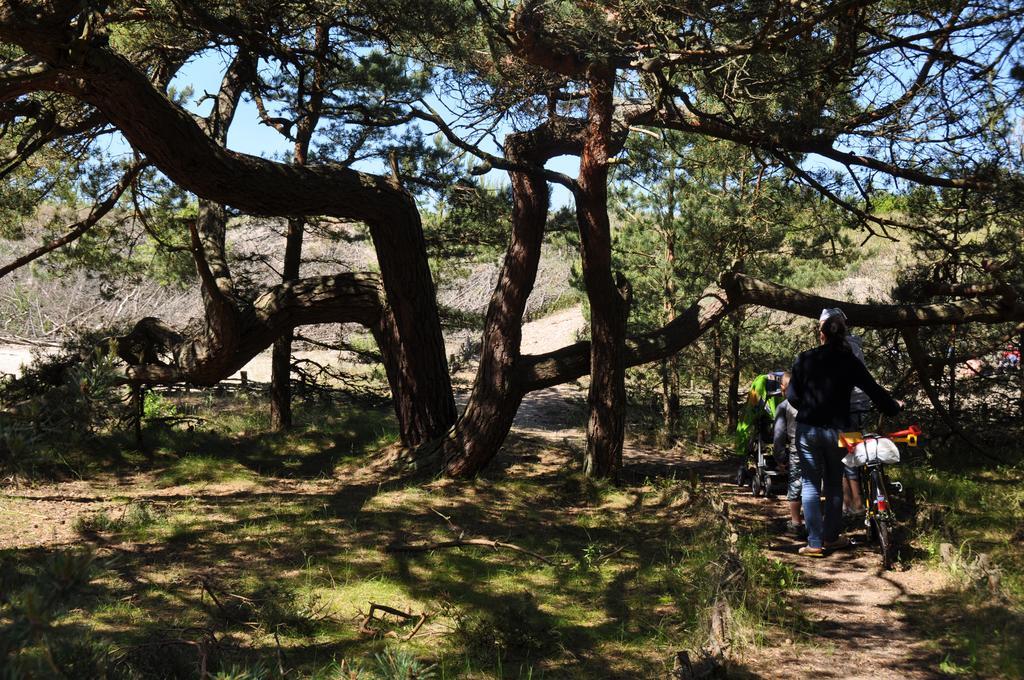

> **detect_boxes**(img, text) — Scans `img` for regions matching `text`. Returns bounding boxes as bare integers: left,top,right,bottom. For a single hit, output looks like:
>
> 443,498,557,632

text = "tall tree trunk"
270,216,305,430
660,335,680,435
661,192,679,435
577,68,630,478
440,140,550,476
271,24,325,432
433,118,585,476
372,209,456,446
712,329,722,433
727,321,741,432
176,55,246,384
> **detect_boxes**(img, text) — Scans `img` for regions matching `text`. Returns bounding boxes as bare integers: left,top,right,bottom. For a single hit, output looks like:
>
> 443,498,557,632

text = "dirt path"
503,320,951,680
702,466,950,679
508,383,951,678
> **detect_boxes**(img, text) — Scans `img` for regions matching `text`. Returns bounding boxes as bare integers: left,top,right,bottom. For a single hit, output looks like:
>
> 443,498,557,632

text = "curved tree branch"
0,160,146,279
118,273,384,385
0,55,58,101
721,272,1023,328
409,104,581,192
641,107,997,191
515,271,1023,393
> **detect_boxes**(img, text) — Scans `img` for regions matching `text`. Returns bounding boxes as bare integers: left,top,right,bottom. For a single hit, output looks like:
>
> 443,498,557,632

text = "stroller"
734,371,787,497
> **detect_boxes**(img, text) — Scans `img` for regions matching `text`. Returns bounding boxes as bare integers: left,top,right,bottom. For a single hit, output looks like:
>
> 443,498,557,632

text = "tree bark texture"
721,273,1024,327
117,273,384,384
440,145,549,476
270,217,305,431
437,118,585,477
727,321,741,433
577,68,630,478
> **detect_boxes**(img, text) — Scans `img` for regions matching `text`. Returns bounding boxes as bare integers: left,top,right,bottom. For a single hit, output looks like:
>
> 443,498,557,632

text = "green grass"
892,463,1024,678
0,397,797,679
157,455,258,486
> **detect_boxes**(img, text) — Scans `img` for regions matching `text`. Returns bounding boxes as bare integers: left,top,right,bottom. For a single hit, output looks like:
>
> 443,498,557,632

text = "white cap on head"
819,307,847,324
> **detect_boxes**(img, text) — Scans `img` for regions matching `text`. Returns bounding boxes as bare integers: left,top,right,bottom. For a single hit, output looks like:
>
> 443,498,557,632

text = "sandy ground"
0,305,587,383
0,345,42,378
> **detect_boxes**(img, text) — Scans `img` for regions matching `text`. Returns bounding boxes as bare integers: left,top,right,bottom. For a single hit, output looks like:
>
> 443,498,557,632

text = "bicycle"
839,425,921,569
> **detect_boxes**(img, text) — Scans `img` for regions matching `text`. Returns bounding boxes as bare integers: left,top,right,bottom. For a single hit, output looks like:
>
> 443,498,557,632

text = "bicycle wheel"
870,468,898,569
876,517,896,569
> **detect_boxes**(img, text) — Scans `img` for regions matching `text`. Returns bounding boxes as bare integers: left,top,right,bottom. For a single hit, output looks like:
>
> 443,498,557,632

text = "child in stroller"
735,371,787,496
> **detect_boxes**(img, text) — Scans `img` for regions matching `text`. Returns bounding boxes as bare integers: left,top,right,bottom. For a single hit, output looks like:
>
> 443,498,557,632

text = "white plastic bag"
843,437,900,467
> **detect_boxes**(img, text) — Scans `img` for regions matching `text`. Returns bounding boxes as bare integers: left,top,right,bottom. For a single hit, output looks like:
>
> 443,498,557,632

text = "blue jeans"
797,423,844,548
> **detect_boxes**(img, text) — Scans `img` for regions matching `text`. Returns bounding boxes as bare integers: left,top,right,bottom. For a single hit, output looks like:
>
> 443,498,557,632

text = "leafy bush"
143,390,178,419
453,591,559,664
371,647,437,680
0,332,131,474
0,549,108,678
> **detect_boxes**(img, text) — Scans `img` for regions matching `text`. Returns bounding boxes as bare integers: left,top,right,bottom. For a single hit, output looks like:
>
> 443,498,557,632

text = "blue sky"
169,51,580,208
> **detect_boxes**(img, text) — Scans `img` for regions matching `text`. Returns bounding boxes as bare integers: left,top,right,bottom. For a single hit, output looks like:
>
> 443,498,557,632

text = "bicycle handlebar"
838,425,923,450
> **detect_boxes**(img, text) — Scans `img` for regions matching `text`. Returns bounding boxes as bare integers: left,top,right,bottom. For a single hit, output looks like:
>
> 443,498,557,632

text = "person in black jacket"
786,309,902,557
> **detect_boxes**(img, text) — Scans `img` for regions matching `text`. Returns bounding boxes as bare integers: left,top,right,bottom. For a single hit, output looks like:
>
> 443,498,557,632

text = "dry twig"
384,537,557,565
358,602,431,640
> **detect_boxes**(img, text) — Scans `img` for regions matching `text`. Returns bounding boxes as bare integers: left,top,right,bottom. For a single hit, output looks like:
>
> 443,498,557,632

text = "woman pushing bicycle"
786,308,903,558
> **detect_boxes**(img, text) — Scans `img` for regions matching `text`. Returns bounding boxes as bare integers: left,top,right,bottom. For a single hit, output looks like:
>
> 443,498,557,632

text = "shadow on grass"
1,436,800,678
3,396,399,484
899,586,1024,678
104,400,399,482
2,387,813,679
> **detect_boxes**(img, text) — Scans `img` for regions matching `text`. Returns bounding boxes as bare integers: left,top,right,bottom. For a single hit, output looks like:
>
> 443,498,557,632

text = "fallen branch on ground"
358,602,430,641
690,441,734,458
384,538,558,566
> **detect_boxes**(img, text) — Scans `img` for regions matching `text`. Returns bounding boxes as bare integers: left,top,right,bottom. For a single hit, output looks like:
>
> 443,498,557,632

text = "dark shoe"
798,545,825,558
824,535,852,551
786,521,807,538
